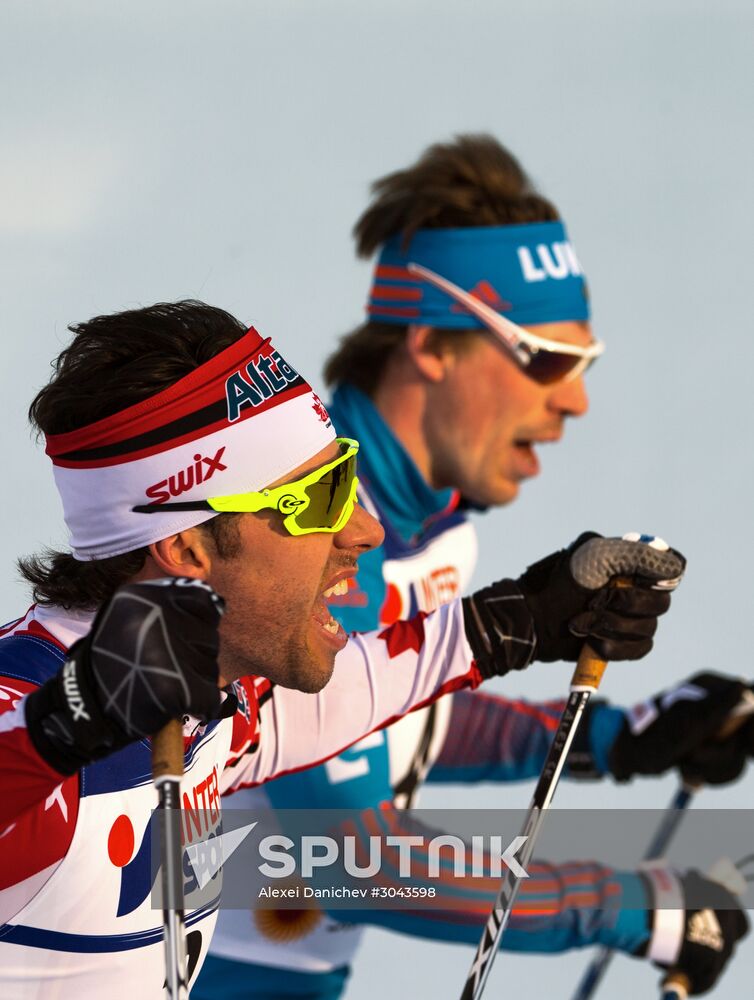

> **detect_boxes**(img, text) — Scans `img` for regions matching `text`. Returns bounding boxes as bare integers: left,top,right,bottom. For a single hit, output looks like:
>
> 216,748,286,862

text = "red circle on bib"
108,814,135,867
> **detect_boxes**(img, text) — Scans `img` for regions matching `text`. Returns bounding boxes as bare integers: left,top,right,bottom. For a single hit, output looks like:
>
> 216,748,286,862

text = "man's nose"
547,374,589,418
335,501,384,553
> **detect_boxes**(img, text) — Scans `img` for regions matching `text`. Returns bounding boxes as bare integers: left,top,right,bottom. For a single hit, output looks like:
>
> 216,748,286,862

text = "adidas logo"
688,909,724,952
450,280,512,314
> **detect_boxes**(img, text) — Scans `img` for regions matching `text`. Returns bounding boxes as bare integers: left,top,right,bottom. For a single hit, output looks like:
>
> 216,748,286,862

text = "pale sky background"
1,1,752,996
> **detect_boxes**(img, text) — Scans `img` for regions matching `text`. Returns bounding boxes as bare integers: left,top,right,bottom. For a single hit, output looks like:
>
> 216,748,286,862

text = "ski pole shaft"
459,644,609,1000
153,718,189,1000
661,973,690,1000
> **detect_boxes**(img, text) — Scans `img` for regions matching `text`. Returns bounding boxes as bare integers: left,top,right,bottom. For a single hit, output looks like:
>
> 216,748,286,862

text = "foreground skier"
0,300,687,997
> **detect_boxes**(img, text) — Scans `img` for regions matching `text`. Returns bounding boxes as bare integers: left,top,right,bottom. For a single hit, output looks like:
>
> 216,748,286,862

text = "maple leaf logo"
311,393,331,425
378,612,428,658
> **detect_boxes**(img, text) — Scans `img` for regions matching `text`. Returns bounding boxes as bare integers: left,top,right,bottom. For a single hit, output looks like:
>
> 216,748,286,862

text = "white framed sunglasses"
406,262,604,385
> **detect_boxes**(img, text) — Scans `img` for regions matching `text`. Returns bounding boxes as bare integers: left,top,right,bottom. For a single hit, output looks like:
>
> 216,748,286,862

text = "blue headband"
367,221,590,328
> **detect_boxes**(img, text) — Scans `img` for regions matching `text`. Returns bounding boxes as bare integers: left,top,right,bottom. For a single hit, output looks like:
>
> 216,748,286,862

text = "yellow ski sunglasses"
133,437,360,536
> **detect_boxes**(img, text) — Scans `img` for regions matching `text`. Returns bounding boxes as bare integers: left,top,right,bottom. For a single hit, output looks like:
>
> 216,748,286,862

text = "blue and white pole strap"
573,685,754,1000
659,852,750,1000
570,784,696,1000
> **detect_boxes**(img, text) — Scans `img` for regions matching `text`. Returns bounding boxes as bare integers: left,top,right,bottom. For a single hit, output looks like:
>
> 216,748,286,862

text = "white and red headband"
45,328,336,560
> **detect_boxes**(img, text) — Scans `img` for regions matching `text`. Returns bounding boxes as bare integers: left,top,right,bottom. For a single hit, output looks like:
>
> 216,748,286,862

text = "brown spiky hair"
355,134,558,256
324,134,561,395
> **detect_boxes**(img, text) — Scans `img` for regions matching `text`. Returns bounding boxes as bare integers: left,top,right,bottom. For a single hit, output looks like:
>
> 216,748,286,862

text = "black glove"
608,672,754,784
640,869,749,995
516,531,685,662
463,532,685,678
25,578,231,775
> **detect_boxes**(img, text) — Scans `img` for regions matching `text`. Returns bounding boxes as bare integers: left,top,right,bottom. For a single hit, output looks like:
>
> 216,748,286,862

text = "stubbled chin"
467,477,521,509
295,634,340,693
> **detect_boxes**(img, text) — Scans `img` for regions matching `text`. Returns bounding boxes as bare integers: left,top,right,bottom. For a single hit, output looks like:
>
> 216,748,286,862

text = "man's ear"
405,325,454,383
148,526,213,580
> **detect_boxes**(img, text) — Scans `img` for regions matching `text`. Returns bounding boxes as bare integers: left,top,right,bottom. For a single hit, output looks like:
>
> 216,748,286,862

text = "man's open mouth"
312,577,352,637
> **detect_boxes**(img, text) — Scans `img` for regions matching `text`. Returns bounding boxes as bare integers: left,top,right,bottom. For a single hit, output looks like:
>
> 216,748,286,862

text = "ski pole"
459,641,610,1000
661,972,690,1000
571,687,754,1000
153,718,189,1000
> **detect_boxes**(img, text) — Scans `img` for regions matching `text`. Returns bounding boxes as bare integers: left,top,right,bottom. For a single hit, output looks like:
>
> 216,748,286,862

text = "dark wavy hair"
20,300,247,609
